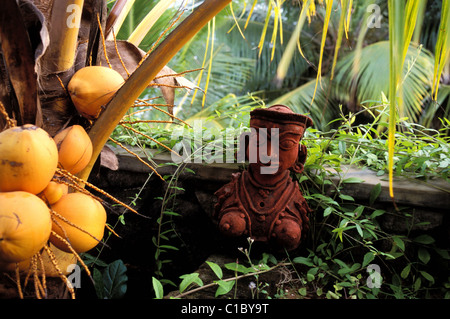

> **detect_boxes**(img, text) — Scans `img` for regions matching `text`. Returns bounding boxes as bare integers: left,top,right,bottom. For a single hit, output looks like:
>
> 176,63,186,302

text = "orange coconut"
53,125,93,174
50,192,106,253
0,191,52,263
0,125,58,194
67,66,124,119
38,180,69,205
0,243,76,276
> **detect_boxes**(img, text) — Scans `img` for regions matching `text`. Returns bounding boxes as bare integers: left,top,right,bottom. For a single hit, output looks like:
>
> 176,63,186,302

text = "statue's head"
247,105,313,183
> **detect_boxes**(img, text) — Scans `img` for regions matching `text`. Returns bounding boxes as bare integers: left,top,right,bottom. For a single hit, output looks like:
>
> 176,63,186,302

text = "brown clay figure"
214,105,313,251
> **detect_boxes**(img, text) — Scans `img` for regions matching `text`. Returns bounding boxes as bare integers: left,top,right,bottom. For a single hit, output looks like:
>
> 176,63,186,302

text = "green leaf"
393,236,406,251
93,268,104,299
376,170,385,176
420,271,435,284
306,272,315,282
338,140,347,155
158,245,179,251
260,252,277,265
400,264,411,279
342,177,364,184
326,290,340,299
355,224,363,238
224,262,252,274
298,175,309,183
323,206,334,217
414,277,422,291
370,209,386,219
354,206,365,218
362,252,375,267
334,258,351,275
82,253,109,267
435,248,450,260
369,183,382,205
215,280,235,297
163,210,182,217
292,256,314,267
179,273,203,293
298,287,308,296
339,194,354,202
414,234,435,245
102,260,128,299
152,277,164,299
332,227,346,242
418,247,431,264
206,261,223,279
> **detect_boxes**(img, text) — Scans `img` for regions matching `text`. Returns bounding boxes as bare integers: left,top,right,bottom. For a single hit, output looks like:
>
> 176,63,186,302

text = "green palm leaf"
431,0,450,100
333,41,434,122
270,78,339,130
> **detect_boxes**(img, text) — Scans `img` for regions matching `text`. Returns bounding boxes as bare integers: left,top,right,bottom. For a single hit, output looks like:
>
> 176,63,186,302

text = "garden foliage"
110,101,449,299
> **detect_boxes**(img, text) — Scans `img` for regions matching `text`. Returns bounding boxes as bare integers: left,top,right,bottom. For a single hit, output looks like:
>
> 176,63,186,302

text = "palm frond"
333,41,434,122
127,0,178,46
182,92,265,129
270,78,339,130
431,0,450,100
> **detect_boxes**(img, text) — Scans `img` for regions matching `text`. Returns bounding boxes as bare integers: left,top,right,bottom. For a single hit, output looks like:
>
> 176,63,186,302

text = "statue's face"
248,119,304,178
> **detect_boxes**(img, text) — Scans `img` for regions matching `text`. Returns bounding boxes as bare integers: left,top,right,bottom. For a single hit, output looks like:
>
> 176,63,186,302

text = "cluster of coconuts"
0,65,124,274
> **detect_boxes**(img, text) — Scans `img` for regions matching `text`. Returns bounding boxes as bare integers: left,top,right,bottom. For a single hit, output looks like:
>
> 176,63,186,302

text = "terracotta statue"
214,105,313,251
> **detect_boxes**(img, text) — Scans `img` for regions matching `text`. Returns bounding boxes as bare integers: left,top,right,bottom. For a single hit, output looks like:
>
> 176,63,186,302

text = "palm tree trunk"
0,0,41,125
40,0,84,73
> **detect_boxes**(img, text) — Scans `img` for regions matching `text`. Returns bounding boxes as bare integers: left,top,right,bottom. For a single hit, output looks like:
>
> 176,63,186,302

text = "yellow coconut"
0,191,52,263
0,125,58,194
50,192,106,253
67,66,124,119
38,180,69,205
53,125,93,174
0,243,76,277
